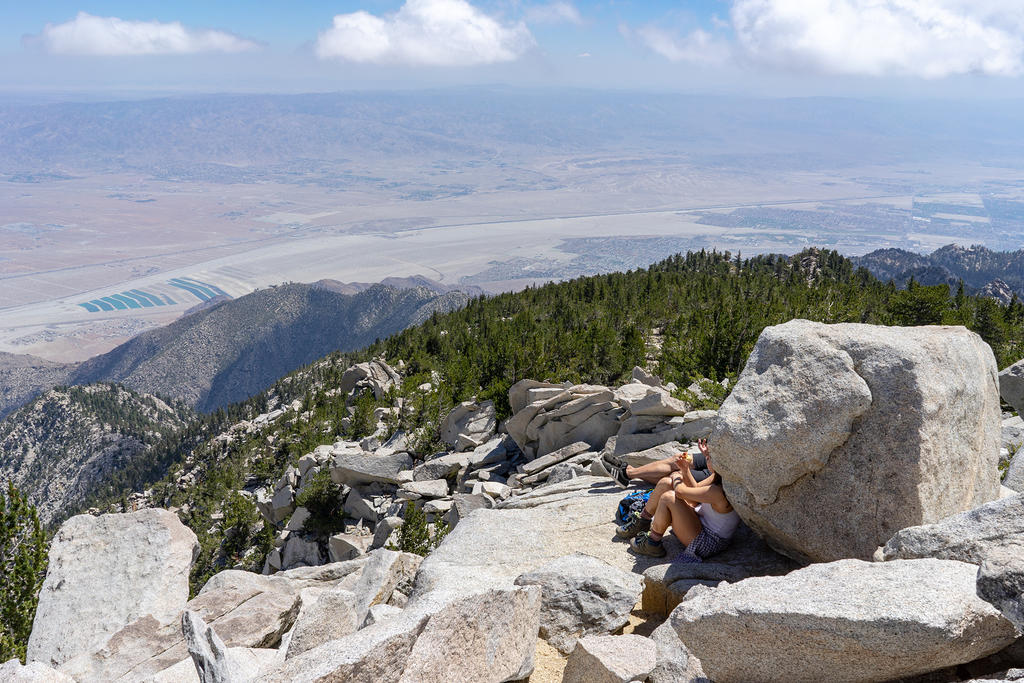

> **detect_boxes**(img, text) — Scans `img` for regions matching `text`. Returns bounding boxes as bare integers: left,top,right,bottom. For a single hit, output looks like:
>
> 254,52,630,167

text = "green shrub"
390,501,449,557
295,469,345,537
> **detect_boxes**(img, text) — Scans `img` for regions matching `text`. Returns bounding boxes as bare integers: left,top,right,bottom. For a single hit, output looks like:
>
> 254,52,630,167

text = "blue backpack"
615,489,653,525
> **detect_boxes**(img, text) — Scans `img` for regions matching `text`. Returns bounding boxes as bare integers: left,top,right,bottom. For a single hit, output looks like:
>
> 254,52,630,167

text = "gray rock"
412,451,470,481
363,603,403,628
371,516,404,549
331,452,413,487
401,479,450,499
442,493,493,528
712,320,1002,563
641,523,797,615
882,494,1024,564
631,366,664,387
285,588,358,659
440,400,497,452
258,586,539,682
328,532,370,563
628,392,690,416
648,620,707,683
339,359,401,399
1005,450,1024,493
28,509,199,668
1005,416,1024,452
514,553,643,654
58,568,305,681
280,534,322,570
399,586,540,682
1001,359,1024,414
343,488,381,523
283,506,309,531
257,611,427,682
350,549,422,625
182,610,236,683
520,440,591,475
423,499,452,515
414,476,669,600
544,462,583,485
671,558,1017,682
978,547,1024,630
268,485,295,524
563,634,658,683
0,660,75,682
508,379,568,415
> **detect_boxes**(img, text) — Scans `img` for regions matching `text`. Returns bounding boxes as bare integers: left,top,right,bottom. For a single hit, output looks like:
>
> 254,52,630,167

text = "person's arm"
673,480,720,504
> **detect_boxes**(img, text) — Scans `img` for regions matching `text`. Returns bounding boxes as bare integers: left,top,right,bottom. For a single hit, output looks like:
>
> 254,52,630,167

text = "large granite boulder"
27,509,199,668
339,359,401,399
257,586,540,682
1001,358,1024,414
882,494,1024,564
712,320,1002,563
514,553,643,654
671,558,1017,682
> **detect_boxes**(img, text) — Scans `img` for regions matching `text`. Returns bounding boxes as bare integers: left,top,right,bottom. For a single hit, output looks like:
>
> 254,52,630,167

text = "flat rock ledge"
671,558,1017,683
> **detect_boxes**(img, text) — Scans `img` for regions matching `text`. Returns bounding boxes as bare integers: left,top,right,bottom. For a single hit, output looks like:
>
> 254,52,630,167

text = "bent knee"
659,490,677,505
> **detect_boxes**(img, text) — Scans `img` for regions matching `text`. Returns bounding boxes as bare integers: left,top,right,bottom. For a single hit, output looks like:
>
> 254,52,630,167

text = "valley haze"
2,90,1024,363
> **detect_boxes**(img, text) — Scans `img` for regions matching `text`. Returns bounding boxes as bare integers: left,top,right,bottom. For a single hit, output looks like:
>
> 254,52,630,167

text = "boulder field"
10,321,1024,682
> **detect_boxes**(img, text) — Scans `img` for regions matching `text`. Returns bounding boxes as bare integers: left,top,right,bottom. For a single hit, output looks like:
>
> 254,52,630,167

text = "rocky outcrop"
440,400,497,451
881,494,1024,564
672,558,1017,682
28,509,199,668
0,384,193,524
514,553,643,654
712,320,1002,563
1001,359,1024,414
505,376,712,460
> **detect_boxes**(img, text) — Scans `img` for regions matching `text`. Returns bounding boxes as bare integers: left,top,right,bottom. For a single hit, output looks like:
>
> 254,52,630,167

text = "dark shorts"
689,451,711,482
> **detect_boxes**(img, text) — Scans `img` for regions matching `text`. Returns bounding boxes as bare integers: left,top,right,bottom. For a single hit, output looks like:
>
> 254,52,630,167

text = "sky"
3,1,1024,98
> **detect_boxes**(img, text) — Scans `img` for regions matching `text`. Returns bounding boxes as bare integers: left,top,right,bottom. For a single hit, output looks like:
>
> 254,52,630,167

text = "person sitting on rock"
617,439,739,561
607,442,712,487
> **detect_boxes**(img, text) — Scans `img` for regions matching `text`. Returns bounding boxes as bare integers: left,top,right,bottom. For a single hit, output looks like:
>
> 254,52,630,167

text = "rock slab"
563,634,657,683
27,509,199,668
514,552,642,654
671,558,1017,683
712,320,1002,563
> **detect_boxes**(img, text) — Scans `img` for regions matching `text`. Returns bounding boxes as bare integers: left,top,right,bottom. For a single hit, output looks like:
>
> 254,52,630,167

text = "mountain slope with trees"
70,283,469,413
62,248,1024,587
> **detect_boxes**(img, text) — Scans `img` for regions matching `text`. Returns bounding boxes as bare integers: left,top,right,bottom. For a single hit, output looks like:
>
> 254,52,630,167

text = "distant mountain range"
852,244,1024,304
0,281,468,417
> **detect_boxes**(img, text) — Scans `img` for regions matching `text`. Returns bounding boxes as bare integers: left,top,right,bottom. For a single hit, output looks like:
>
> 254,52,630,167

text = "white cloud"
633,26,731,65
316,0,535,66
730,0,1024,78
39,12,258,56
525,2,584,26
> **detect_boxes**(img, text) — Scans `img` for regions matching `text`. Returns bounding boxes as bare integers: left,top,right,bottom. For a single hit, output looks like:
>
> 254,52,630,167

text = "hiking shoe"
630,532,667,557
608,463,631,489
615,511,651,539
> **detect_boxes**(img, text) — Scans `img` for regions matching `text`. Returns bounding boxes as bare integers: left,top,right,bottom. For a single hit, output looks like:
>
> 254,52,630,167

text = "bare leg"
650,490,702,546
641,476,676,517
626,457,680,485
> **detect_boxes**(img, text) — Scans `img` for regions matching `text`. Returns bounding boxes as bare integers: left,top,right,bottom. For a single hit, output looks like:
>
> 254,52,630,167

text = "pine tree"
0,481,48,663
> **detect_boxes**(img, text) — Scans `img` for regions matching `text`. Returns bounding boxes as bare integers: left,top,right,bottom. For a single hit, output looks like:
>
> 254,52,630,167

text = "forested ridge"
44,249,1024,587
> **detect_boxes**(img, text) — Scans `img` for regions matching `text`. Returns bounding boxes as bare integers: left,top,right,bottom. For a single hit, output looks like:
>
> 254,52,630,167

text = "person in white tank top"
619,438,739,561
